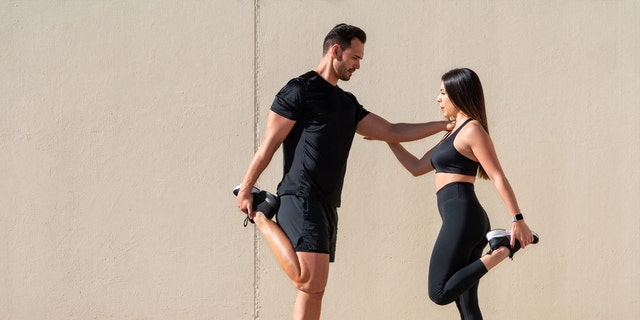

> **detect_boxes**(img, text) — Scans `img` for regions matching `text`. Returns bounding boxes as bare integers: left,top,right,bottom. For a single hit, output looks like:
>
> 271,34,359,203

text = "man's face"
333,38,364,81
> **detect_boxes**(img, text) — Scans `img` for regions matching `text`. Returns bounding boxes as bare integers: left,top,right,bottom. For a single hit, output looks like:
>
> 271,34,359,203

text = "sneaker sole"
486,229,510,241
263,193,279,208
233,184,261,196
486,229,540,244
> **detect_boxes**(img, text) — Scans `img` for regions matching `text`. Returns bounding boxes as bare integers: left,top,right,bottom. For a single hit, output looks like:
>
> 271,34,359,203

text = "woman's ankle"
480,246,510,270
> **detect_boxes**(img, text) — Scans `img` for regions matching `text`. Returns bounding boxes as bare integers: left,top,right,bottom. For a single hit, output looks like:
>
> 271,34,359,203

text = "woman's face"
437,81,457,120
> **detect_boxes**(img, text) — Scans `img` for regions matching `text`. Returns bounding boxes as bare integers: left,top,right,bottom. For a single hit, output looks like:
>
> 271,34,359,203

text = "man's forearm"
239,144,276,193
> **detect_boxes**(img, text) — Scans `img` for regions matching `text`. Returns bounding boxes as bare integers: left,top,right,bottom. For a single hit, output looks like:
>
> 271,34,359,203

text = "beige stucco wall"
1,1,638,319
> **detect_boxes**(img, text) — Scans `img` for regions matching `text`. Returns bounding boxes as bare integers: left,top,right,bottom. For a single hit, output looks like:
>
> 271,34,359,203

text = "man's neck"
314,58,338,86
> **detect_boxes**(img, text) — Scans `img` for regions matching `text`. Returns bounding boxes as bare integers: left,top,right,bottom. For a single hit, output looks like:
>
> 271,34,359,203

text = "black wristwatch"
512,213,524,222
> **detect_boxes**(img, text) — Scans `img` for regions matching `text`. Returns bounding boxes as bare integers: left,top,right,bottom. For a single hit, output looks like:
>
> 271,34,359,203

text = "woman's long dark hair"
442,68,489,179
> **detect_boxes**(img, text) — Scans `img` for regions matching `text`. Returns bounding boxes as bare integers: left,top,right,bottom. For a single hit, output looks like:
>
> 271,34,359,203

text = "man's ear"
331,44,341,59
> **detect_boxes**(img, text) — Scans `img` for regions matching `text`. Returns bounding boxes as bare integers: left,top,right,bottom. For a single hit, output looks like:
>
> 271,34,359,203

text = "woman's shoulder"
458,119,490,145
462,119,486,133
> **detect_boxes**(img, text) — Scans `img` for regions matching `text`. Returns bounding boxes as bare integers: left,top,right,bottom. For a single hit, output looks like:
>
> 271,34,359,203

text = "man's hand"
446,119,456,131
236,187,255,220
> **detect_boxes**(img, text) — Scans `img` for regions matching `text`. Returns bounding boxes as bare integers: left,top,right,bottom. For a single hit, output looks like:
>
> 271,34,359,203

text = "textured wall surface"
1,1,638,319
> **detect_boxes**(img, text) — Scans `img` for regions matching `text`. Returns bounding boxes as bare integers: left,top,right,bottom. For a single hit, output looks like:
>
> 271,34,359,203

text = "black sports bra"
430,119,479,176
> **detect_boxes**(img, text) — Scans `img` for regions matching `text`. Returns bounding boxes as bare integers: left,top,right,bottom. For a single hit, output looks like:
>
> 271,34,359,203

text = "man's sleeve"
346,92,370,122
270,79,306,121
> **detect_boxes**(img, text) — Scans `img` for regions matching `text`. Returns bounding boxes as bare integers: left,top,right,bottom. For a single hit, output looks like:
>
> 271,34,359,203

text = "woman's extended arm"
464,123,536,247
386,142,436,177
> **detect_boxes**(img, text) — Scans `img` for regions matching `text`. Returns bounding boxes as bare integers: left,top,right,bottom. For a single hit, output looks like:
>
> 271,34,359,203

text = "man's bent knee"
294,279,326,296
294,252,329,295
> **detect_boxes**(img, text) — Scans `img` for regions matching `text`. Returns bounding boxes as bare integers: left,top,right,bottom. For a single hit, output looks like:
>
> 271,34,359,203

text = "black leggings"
429,182,491,320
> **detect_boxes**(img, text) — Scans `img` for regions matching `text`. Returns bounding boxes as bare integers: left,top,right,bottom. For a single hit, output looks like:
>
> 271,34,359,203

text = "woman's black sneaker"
233,185,280,227
486,229,539,259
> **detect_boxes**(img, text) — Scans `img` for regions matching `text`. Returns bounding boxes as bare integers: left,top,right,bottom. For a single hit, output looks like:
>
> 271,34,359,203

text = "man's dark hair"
322,23,367,54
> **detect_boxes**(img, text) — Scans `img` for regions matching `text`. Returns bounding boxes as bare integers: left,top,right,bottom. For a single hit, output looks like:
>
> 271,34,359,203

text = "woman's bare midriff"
435,173,476,193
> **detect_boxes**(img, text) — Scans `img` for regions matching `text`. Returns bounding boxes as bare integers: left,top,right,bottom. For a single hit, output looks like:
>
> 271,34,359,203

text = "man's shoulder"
336,87,359,104
291,70,324,86
281,71,315,93
271,72,317,116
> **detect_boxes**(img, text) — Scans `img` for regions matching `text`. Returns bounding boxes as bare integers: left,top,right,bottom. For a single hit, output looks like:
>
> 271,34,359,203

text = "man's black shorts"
276,195,338,262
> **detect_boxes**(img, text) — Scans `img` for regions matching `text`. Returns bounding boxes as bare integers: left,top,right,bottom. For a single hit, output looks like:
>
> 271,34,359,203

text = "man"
236,23,449,320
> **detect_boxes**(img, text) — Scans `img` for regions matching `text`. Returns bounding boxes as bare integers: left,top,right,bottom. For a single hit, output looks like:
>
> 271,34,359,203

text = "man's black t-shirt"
270,71,370,207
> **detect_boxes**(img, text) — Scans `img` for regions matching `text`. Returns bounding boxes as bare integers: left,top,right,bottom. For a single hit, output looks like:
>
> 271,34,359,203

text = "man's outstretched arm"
356,113,449,143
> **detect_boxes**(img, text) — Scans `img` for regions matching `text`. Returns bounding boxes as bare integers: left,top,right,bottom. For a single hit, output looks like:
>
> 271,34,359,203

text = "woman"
381,68,538,319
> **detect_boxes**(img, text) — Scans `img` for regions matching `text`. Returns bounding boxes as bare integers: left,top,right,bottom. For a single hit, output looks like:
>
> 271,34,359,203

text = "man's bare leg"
291,252,329,320
253,213,330,320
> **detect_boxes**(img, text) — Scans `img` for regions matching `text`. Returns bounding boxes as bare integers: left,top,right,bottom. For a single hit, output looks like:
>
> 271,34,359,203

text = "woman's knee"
429,287,451,306
430,295,450,306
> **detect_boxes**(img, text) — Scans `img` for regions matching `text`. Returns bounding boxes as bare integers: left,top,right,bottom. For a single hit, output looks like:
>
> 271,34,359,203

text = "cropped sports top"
430,119,479,176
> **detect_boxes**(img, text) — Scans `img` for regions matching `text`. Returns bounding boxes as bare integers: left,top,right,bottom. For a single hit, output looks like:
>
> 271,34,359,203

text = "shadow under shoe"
232,185,280,227
486,229,539,260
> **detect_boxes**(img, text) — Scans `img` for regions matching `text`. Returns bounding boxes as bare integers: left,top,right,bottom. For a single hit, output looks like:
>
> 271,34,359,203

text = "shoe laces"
243,216,250,227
